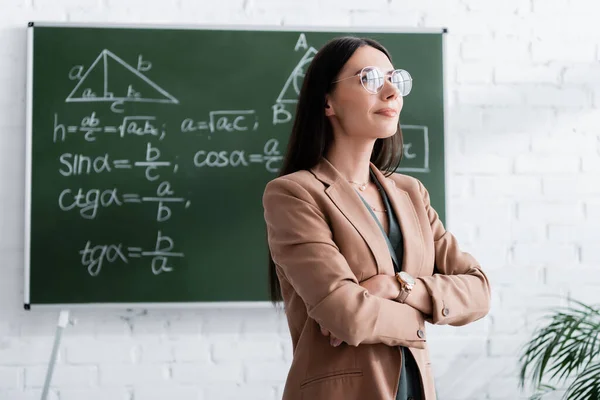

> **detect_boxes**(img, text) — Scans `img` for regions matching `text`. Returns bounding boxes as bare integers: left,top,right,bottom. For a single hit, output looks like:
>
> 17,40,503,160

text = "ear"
324,96,335,117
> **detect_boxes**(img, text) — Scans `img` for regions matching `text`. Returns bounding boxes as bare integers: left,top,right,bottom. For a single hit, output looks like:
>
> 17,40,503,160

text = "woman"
263,36,491,400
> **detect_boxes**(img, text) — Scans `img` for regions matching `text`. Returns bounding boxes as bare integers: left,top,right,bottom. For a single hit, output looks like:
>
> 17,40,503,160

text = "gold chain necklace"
348,180,369,191
349,180,387,212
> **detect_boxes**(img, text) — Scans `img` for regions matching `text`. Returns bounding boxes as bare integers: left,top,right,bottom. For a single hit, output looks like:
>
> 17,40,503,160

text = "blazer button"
417,329,425,339
442,308,450,316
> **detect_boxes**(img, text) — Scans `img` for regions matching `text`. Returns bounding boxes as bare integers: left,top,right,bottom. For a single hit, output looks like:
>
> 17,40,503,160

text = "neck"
325,136,376,184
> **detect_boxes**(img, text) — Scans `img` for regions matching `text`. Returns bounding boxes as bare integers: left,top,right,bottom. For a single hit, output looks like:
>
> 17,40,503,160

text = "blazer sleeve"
263,177,426,348
415,179,492,326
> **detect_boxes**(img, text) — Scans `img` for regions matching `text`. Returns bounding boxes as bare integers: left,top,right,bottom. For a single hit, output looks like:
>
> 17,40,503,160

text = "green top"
369,169,423,400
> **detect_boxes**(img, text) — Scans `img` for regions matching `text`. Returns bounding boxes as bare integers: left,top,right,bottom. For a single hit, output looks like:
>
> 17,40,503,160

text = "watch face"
399,271,415,285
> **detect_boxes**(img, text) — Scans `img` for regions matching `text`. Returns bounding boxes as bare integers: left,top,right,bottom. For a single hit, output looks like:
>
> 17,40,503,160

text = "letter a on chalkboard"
65,49,178,105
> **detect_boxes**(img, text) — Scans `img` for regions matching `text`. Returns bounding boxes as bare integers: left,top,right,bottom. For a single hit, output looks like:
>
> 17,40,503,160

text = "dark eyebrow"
351,67,395,75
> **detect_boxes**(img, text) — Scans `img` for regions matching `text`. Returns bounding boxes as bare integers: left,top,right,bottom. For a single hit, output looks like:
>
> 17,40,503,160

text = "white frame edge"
29,301,277,310
24,23,34,308
442,29,450,230
27,22,446,34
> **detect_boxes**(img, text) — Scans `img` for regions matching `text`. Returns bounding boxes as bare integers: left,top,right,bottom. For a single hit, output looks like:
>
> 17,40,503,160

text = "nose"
380,77,400,100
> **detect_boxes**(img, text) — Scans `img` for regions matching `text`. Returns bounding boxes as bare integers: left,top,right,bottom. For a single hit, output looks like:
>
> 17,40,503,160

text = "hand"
403,279,433,316
360,274,399,300
319,323,343,347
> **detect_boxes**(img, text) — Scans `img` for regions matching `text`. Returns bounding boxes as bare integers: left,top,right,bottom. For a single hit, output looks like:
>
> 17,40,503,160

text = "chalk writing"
80,231,183,276
53,113,167,142
181,110,258,134
59,182,189,221
193,138,282,172
66,49,179,112
49,51,299,284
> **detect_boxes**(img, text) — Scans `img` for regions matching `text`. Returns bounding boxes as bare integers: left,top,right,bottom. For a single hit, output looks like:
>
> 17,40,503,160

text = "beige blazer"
263,157,491,400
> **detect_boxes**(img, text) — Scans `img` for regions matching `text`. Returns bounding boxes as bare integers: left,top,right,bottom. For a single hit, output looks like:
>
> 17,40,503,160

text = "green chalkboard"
26,24,446,305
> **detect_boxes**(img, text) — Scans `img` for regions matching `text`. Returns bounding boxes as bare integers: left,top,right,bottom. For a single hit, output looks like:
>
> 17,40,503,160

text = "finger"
331,337,343,347
329,334,338,346
319,325,330,337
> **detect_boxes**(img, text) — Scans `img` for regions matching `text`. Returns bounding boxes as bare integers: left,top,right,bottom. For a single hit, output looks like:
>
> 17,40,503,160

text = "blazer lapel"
371,165,425,278
310,158,394,276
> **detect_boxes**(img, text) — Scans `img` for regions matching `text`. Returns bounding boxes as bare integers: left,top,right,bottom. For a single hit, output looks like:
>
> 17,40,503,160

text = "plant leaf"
518,299,600,392
528,383,556,400
564,360,600,400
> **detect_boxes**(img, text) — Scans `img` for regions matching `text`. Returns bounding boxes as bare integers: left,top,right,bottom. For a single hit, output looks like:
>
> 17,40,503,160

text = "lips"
374,108,398,117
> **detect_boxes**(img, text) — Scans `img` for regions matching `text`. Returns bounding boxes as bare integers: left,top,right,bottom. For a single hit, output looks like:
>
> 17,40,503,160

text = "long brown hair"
267,36,404,304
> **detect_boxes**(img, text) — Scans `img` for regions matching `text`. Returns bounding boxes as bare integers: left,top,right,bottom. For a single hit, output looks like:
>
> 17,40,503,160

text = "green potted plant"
518,299,600,399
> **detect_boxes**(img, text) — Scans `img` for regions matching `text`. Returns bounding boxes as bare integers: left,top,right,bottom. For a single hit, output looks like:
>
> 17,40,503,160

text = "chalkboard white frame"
24,22,448,309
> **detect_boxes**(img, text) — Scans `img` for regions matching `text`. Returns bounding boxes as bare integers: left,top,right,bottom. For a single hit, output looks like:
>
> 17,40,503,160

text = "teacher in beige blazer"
263,36,491,400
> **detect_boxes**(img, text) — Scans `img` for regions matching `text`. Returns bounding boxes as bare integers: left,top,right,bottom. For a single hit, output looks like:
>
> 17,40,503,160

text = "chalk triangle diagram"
276,47,318,104
66,50,178,104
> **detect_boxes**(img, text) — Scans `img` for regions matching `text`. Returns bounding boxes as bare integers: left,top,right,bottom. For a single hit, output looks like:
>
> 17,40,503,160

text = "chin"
379,128,399,139
374,121,399,138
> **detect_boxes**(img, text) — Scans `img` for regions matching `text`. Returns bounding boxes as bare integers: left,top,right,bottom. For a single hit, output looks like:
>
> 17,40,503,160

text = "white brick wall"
25,365,97,388
0,367,21,390
1,0,599,399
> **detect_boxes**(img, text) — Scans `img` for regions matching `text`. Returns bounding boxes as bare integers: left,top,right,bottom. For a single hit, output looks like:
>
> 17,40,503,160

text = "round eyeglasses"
333,66,413,96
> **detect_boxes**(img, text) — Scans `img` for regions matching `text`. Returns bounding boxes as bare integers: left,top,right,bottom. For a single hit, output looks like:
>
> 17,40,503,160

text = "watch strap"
395,273,411,303
396,287,410,303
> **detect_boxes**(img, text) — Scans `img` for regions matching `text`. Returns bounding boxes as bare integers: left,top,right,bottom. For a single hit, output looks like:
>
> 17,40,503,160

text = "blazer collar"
310,157,424,278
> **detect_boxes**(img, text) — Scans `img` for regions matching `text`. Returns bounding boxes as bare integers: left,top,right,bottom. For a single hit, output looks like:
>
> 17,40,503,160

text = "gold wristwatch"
395,271,415,303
